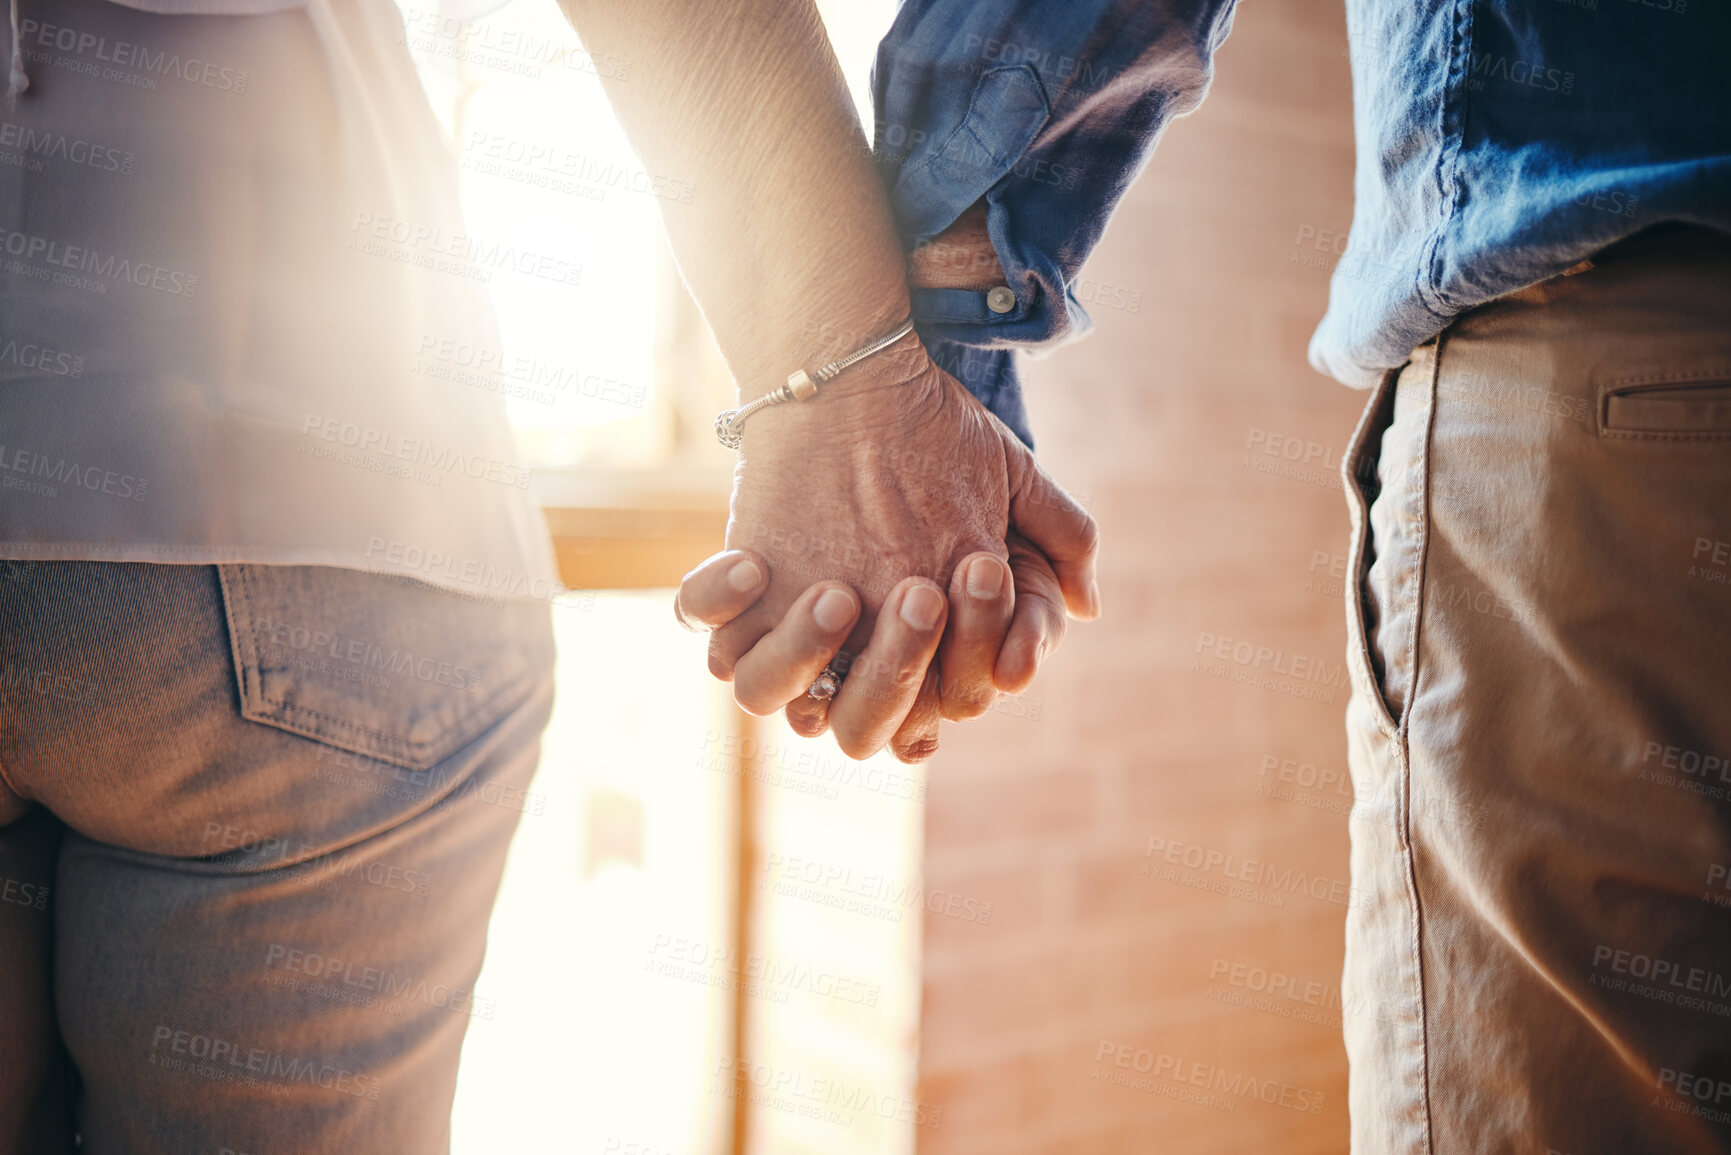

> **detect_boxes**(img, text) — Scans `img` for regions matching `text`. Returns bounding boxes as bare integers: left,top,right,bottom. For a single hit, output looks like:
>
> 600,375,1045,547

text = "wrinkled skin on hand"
716,349,1007,661
705,339,1097,759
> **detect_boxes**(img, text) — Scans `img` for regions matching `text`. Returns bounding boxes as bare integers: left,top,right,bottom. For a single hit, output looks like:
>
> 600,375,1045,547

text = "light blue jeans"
0,563,555,1153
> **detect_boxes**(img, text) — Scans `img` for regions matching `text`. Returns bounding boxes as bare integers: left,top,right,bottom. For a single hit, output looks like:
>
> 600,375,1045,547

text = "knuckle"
1072,512,1101,557
1043,611,1069,648
892,662,927,689
893,735,941,764
673,591,706,632
786,703,830,738
675,604,700,633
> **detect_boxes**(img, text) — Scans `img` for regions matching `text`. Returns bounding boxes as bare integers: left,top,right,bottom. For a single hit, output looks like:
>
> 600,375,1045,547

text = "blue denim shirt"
874,0,1731,444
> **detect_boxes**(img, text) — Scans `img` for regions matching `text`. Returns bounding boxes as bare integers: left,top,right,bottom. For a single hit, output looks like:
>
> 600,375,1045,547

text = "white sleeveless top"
0,0,560,602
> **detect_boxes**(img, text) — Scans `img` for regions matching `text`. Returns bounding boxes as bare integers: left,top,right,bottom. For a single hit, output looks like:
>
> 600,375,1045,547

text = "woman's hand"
679,341,1097,763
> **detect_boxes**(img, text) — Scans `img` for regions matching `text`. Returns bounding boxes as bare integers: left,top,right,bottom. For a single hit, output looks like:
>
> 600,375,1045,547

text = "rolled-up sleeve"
873,0,1237,443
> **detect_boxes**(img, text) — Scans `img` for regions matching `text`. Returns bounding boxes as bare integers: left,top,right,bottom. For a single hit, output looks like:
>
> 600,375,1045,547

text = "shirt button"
986,286,1016,315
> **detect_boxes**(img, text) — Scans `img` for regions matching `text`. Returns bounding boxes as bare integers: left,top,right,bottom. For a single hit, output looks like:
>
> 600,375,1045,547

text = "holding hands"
556,1,1097,764
677,326,1098,764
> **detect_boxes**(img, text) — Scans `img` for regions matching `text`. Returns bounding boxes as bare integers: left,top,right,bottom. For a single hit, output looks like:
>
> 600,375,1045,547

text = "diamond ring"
807,665,844,701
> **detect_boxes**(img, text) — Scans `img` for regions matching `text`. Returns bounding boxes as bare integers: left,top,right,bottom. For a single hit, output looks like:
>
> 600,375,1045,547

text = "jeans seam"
0,752,25,805
215,564,256,714
1398,327,1444,1155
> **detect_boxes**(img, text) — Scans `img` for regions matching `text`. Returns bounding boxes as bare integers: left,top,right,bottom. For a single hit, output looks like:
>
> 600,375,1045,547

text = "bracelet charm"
714,318,915,449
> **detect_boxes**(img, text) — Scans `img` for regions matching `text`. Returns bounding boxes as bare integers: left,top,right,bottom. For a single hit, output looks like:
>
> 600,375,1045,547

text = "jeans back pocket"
219,564,552,770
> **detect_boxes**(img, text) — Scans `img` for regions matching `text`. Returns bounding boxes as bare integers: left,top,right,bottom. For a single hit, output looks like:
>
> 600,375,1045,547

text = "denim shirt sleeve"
873,0,1238,444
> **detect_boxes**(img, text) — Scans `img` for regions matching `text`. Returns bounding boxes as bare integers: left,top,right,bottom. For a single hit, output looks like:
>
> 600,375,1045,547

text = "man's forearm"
557,0,912,400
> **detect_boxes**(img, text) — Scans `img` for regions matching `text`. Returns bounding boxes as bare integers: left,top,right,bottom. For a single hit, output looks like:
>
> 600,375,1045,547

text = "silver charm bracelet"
714,318,916,449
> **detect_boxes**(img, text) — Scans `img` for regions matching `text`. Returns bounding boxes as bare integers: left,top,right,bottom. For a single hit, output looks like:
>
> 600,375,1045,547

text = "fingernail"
966,556,1004,600
813,588,856,632
900,584,943,631
727,558,763,592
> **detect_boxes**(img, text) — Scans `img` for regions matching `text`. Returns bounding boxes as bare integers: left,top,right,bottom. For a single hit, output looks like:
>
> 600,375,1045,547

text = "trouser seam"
1398,328,1444,1155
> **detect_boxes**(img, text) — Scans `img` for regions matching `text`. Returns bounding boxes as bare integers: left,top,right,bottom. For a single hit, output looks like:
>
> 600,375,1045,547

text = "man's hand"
695,342,1097,763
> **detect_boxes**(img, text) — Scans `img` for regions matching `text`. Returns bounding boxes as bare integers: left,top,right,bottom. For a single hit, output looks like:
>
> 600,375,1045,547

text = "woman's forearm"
557,0,912,401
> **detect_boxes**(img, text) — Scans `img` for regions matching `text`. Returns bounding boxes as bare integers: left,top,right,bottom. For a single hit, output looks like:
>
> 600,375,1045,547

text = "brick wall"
917,3,1365,1152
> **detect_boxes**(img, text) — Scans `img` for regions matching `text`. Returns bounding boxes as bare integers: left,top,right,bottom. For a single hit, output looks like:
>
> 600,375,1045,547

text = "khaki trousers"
1342,226,1731,1155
